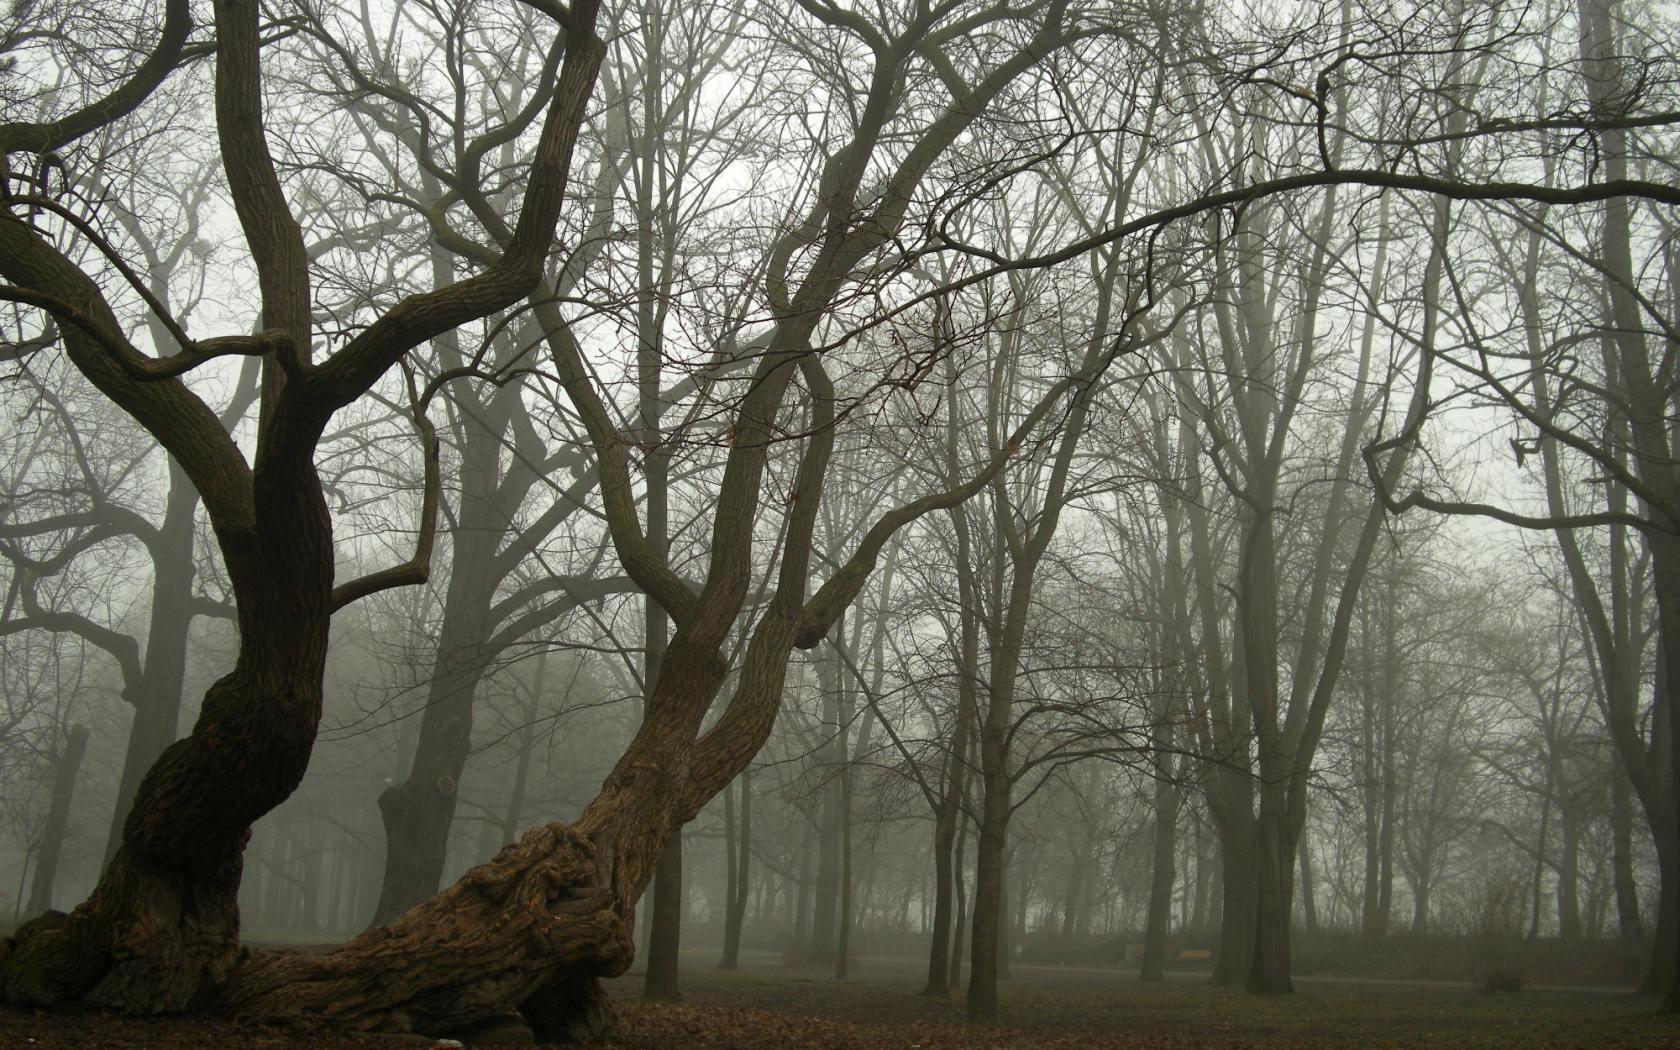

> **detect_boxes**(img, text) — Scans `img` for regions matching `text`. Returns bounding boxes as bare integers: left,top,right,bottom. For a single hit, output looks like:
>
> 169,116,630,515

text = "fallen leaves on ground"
603,999,1262,1049
4,964,1680,1048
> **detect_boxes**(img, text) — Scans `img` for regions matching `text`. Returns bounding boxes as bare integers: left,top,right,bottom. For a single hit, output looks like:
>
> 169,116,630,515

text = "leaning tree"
6,0,1680,1038
0,0,1117,1034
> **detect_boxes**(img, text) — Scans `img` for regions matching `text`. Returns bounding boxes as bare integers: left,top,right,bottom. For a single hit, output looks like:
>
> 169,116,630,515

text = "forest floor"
1,949,1677,1048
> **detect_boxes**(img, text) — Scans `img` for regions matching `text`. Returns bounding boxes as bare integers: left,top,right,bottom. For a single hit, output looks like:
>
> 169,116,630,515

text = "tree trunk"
370,628,494,927
1208,847,1224,935
1613,767,1645,979
835,748,854,979
501,655,545,844
369,231,533,929
1411,873,1431,938
1,412,338,1011
104,473,198,866
1529,783,1553,941
1060,843,1087,943
735,774,751,945
924,801,958,996
1359,639,1383,945
1209,806,1256,986
1627,737,1671,992
1359,792,1382,941
1191,816,1209,935
0,0,598,1012
808,816,840,959
720,772,750,970
300,821,323,932
232,823,630,1037
1557,808,1583,943
792,846,812,957
949,810,969,992
1360,572,1400,945
1139,770,1177,981
227,606,797,1037
1646,819,1673,987
965,761,1008,1023
25,726,90,920
998,862,1013,981
1297,830,1318,934
927,490,978,997
642,834,682,1000
1650,536,1680,1009
637,445,677,999
1247,781,1294,994
808,667,844,962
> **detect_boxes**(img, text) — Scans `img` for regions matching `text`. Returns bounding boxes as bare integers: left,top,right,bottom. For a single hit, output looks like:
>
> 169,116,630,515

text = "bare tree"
0,0,602,1012
6,0,1680,1033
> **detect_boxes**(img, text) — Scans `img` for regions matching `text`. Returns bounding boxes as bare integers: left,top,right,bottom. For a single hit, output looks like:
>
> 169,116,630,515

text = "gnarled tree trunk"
232,602,804,1037
233,822,629,1038
0,0,603,1011
3,514,335,1012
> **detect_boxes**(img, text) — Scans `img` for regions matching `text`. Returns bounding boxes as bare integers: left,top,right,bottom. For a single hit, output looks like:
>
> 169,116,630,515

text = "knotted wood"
230,823,629,1038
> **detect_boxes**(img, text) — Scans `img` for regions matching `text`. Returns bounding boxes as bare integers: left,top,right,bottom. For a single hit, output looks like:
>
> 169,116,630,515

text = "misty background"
1,0,1675,1022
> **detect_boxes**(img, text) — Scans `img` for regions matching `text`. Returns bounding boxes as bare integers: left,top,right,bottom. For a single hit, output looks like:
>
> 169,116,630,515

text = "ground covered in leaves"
3,953,1679,1048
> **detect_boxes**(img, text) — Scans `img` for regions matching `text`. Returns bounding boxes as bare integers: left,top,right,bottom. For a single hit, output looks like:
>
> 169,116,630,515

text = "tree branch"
0,0,193,157
329,385,442,613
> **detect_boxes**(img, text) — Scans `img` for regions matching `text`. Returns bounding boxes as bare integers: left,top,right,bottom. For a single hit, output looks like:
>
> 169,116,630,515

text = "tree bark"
0,0,603,1013
633,23,678,991
1191,816,1210,935
232,823,629,1036
3,546,335,1013
1060,843,1087,943
964,316,1104,1022
998,860,1013,981
229,598,804,1036
807,795,840,961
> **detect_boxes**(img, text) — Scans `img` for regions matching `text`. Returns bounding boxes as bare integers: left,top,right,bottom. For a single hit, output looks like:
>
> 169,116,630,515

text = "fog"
1,0,1677,1042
